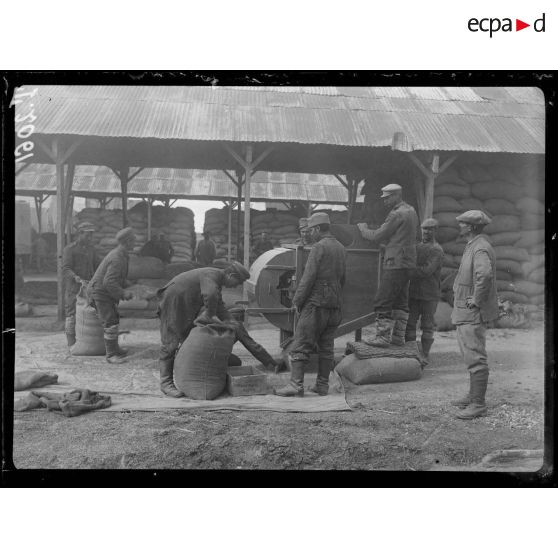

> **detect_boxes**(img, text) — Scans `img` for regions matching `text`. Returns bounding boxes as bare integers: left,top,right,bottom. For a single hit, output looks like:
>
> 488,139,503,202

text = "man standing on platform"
87,227,136,364
62,222,101,348
405,218,444,362
274,212,346,397
450,210,498,420
357,183,419,347
195,230,217,266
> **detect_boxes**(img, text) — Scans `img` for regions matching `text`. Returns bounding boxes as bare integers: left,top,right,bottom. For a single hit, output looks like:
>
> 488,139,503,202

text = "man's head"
307,212,330,241
299,217,313,243
77,222,96,245
223,261,251,288
260,232,268,241
116,227,136,251
380,183,403,209
420,218,438,243
158,233,166,241
456,210,491,237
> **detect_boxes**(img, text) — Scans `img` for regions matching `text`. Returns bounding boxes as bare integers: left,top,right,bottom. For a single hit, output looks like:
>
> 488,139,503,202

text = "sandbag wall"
433,157,545,307
204,208,351,259
75,203,196,262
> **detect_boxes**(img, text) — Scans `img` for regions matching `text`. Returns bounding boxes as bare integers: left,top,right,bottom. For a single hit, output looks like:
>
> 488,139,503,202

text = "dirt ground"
9,303,546,472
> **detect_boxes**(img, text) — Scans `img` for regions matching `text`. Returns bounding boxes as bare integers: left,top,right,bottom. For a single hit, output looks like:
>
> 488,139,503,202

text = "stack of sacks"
203,209,351,258
75,204,196,262
433,161,544,307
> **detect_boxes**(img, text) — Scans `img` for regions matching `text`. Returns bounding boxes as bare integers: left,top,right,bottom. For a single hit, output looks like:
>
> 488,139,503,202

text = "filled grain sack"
459,165,493,184
434,301,455,331
471,181,524,202
515,229,544,248
520,213,544,231
71,294,105,356
513,280,545,297
496,280,516,293
528,267,545,284
436,226,459,244
498,291,529,304
516,197,545,215
483,215,521,235
459,197,485,211
529,294,545,305
521,255,545,277
174,322,236,400
488,232,522,246
437,168,468,186
494,246,530,263
435,183,471,199
483,198,519,216
496,270,512,281
434,212,462,228
335,354,422,385
496,259,524,277
528,244,544,255
127,255,166,280
433,196,463,212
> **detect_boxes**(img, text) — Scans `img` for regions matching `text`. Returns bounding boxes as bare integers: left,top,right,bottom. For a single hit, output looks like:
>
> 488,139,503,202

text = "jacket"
87,245,130,302
451,234,499,325
157,267,230,324
195,239,216,266
409,241,444,301
292,233,346,309
62,241,100,285
359,201,418,269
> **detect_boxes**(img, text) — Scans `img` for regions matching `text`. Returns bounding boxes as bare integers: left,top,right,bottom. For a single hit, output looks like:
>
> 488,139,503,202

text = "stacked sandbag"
203,208,351,259
75,204,196,262
433,158,545,308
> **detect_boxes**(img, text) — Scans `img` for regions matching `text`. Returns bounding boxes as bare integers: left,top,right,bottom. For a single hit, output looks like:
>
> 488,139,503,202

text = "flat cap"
380,183,402,198
307,212,330,227
115,227,136,242
298,217,309,231
77,221,96,232
227,261,251,281
456,210,492,226
421,218,439,228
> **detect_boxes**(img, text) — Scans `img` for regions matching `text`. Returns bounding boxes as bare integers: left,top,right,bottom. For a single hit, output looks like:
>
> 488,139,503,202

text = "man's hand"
123,292,134,301
74,275,83,284
465,297,478,310
357,222,368,231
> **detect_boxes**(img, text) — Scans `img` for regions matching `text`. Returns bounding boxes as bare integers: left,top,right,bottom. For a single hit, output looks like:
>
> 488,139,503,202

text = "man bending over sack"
87,227,136,364
157,262,280,398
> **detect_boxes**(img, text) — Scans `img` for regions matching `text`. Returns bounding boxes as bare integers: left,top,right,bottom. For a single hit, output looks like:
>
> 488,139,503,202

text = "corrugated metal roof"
15,164,360,204
16,86,544,154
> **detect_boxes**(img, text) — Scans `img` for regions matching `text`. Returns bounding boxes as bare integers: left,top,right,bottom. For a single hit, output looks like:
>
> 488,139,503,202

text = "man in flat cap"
275,212,346,397
357,183,419,347
450,210,498,419
295,217,314,246
405,218,444,362
62,221,101,347
87,227,136,363
156,261,252,397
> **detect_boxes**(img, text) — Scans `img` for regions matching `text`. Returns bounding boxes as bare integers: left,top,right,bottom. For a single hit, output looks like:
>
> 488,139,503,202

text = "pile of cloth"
15,388,112,416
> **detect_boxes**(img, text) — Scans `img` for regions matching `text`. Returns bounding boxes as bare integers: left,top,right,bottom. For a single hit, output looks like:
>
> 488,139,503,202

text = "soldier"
62,222,101,347
274,212,346,397
253,231,274,259
87,227,136,364
405,218,444,361
357,183,419,347
156,261,251,397
450,210,498,419
295,217,314,246
195,230,216,266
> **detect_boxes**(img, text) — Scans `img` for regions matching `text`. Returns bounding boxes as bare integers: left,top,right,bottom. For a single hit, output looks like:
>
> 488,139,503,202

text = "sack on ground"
71,296,105,356
335,354,422,385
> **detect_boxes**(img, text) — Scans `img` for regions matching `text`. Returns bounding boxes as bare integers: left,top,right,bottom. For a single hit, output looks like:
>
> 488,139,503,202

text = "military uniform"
276,213,346,397
195,238,216,266
358,195,419,346
451,210,498,419
405,240,444,357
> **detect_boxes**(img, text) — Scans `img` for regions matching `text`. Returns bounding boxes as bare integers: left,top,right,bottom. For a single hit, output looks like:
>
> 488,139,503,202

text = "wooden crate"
226,366,268,397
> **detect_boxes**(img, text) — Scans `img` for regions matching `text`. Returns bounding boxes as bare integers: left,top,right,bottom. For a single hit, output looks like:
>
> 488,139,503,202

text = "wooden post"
64,163,75,245
147,198,152,240
120,166,129,228
243,145,253,275
227,200,233,261
34,195,42,234
54,150,66,322
236,171,243,261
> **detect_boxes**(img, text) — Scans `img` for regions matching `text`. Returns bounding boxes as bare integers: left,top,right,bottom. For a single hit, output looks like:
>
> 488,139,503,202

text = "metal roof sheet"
16,86,545,153
15,165,358,204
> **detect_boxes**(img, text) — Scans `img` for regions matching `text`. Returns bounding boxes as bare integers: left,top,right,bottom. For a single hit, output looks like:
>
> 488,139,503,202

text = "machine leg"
355,328,362,342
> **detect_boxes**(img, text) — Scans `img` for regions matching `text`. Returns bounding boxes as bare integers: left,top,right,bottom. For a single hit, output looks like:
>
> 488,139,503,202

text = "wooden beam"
251,146,273,170
439,154,458,176
227,199,233,261
120,165,129,227
236,170,243,260
407,153,431,179
334,174,349,188
34,196,42,234
147,197,153,240
223,144,247,169
243,145,253,284
128,167,145,182
64,163,76,244
15,161,32,177
53,139,66,321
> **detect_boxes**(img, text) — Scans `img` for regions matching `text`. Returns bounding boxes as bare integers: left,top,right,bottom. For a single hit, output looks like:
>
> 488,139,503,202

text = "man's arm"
471,250,494,307
292,244,322,309
102,258,127,300
62,246,78,282
358,211,399,244
199,274,222,317
414,246,443,278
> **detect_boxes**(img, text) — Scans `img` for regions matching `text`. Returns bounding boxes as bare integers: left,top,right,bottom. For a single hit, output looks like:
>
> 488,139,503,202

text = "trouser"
373,268,411,320
159,318,195,363
456,322,489,376
90,297,120,331
289,304,342,362
405,298,438,342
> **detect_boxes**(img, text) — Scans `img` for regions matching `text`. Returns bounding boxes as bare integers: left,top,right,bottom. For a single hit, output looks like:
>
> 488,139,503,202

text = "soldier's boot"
309,357,333,396
104,326,127,364
456,370,488,420
274,360,305,397
65,316,76,348
366,316,393,348
450,373,473,408
420,335,435,364
159,359,184,398
390,310,409,347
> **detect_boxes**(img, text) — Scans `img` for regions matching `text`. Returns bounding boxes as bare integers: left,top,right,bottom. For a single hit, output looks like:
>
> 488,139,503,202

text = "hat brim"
381,192,395,198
